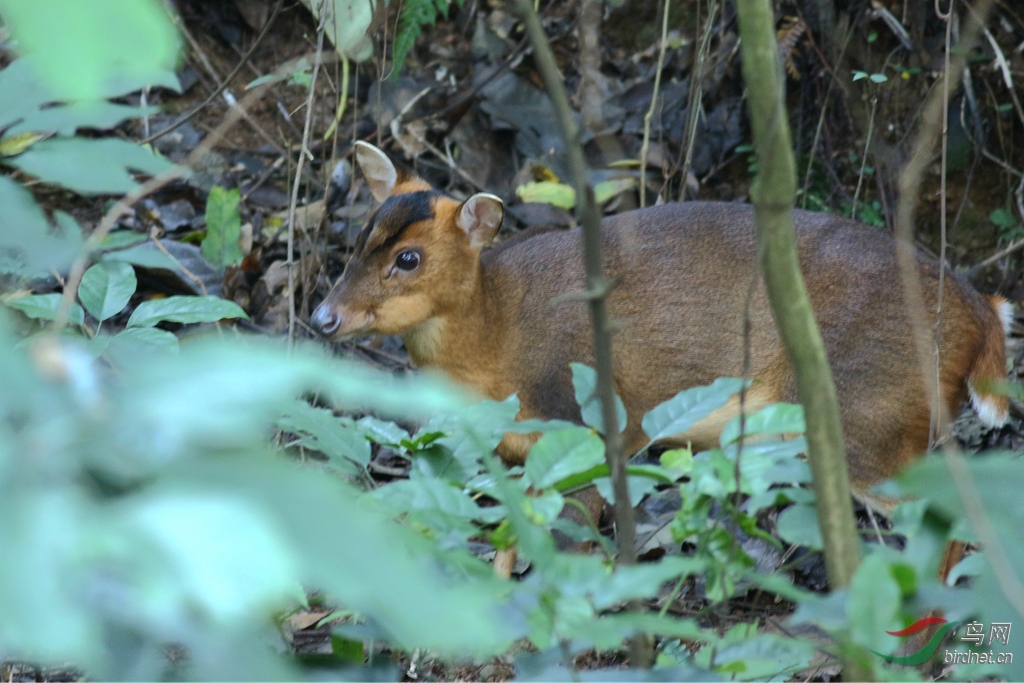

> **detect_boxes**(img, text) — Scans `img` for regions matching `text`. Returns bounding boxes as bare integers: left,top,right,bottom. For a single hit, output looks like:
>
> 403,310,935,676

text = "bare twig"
512,0,649,667
142,0,284,145
286,10,327,346
734,4,868,679
849,96,877,219
894,0,1024,621
933,0,953,446
149,232,209,295
893,0,994,443
800,25,854,208
679,0,719,201
639,0,671,207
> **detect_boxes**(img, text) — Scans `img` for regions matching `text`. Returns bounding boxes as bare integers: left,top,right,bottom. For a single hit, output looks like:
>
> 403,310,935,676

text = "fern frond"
776,16,806,81
392,0,464,74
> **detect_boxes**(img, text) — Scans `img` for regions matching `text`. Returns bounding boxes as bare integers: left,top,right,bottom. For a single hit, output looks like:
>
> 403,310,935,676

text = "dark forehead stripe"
354,190,442,256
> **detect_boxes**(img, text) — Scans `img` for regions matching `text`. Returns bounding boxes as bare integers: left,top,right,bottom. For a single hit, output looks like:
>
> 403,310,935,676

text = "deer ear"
458,194,504,248
354,141,397,202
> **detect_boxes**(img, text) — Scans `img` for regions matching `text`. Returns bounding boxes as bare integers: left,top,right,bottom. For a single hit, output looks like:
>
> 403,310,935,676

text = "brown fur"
313,151,1010,502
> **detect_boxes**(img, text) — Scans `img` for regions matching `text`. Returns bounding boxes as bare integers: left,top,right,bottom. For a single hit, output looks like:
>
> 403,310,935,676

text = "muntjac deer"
312,141,1011,512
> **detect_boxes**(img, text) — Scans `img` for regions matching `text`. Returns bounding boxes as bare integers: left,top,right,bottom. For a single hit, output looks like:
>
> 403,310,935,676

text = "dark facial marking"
354,191,441,257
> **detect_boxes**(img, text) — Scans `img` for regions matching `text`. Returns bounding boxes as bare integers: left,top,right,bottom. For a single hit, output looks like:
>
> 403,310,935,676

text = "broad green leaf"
7,137,176,195
201,186,244,268
569,362,627,435
127,295,248,328
701,630,814,680
522,489,565,525
776,503,822,549
593,177,636,204
0,491,101,667
296,0,377,61
848,554,901,652
515,181,575,209
0,177,83,276
357,415,411,449
642,377,747,443
119,492,302,623
278,401,371,468
0,131,48,158
113,337,466,468
660,447,694,473
372,478,501,522
720,403,805,446
586,556,704,609
0,57,56,131
99,230,149,251
524,427,605,490
5,103,158,138
593,474,658,505
108,327,180,355
4,293,84,326
78,261,137,321
421,397,520,469
0,0,180,101
103,243,181,271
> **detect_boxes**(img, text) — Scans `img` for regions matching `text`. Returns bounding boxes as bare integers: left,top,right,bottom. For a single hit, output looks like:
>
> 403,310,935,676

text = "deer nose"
311,303,342,336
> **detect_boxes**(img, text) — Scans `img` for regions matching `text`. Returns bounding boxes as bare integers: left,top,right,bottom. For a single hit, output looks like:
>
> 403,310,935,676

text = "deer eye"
395,250,420,271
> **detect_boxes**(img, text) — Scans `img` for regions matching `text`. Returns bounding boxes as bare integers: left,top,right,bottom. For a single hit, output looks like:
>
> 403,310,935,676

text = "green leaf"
0,131,49,158
569,363,627,434
6,102,160,138
660,447,694,473
848,553,901,652
357,416,411,449
79,261,137,321
0,176,83,276
593,178,636,204
5,293,84,326
108,327,180,355
118,492,303,623
296,0,378,62
127,295,248,328
776,503,822,549
990,207,1018,230
99,230,149,251
372,478,501,522
330,635,365,664
279,401,371,469
514,181,576,209
720,403,805,446
593,474,658,505
0,0,180,101
524,427,605,490
201,187,244,268
642,377,746,443
103,243,181,271
7,137,176,195
0,57,57,131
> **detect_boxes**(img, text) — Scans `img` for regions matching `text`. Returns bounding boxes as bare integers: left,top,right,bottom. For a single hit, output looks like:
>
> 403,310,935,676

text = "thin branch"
286,9,327,347
849,96,877,219
679,0,719,201
734,4,866,679
142,0,284,145
894,0,1024,621
933,0,953,447
512,0,649,668
639,0,671,207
